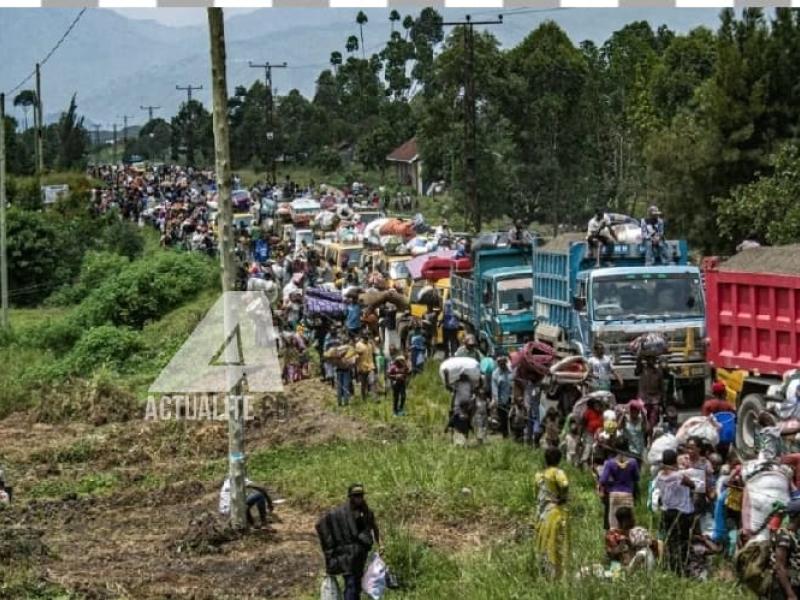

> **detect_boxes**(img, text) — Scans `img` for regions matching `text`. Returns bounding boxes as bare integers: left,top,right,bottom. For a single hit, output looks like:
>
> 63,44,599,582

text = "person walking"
315,484,382,600
441,299,461,359
355,334,377,402
387,354,410,417
587,342,622,392
598,441,640,530
491,356,513,438
534,447,570,579
655,449,695,576
326,337,357,407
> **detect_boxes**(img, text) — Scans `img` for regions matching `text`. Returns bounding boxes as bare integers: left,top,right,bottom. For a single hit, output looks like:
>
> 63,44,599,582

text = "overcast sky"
113,8,259,27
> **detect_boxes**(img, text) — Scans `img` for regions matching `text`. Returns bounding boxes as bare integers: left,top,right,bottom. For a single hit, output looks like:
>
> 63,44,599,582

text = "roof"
482,266,533,280
386,138,419,163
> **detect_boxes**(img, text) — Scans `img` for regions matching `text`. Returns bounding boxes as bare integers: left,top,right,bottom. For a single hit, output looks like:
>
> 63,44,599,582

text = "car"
290,198,321,226
232,189,251,211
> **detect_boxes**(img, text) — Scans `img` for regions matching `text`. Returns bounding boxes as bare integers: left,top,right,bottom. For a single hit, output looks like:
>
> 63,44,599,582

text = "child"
409,325,427,375
534,447,570,578
387,355,410,416
563,417,581,467
542,407,561,450
473,387,489,444
509,394,528,443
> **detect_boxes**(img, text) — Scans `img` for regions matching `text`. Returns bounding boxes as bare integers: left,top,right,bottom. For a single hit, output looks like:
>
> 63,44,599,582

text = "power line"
4,9,87,97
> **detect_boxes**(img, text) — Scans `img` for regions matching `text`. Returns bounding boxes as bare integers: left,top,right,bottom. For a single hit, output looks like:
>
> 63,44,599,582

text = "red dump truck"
703,245,800,454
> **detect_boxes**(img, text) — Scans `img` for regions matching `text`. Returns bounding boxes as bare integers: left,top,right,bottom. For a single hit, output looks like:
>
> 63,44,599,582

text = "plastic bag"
320,575,343,600
361,553,387,600
440,357,481,385
676,416,720,447
646,432,677,467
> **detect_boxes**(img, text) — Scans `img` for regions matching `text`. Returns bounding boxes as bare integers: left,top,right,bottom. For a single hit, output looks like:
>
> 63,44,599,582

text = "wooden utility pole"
112,123,118,163
208,7,247,531
248,61,287,186
35,63,44,175
140,105,160,122
442,15,502,233
176,85,203,166
118,114,133,145
0,93,8,329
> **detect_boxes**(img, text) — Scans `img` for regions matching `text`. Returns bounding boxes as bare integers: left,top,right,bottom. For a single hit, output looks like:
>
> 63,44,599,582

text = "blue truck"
531,238,710,405
450,240,536,356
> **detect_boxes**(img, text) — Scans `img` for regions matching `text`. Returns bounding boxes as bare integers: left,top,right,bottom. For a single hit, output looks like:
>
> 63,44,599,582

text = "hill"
0,7,724,126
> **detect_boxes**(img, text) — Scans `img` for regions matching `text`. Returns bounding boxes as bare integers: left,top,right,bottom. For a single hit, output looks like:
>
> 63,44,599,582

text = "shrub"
74,250,218,330
64,325,143,375
46,251,130,307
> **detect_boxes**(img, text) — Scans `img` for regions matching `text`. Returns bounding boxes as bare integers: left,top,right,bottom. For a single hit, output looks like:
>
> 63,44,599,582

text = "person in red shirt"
581,399,605,467
701,381,735,417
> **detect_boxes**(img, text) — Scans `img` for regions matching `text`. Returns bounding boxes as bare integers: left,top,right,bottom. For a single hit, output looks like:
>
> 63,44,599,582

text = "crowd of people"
73,164,800,598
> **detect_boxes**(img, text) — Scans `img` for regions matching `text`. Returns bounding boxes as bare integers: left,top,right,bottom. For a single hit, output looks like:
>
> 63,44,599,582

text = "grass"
256,360,749,600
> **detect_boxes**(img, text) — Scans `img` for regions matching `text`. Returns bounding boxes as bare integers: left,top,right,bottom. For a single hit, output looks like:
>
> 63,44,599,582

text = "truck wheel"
736,393,765,458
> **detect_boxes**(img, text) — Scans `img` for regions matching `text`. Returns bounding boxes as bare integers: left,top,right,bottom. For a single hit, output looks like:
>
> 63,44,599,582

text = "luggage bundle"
439,357,481,385
510,341,557,383
420,256,472,281
304,288,346,318
629,332,669,357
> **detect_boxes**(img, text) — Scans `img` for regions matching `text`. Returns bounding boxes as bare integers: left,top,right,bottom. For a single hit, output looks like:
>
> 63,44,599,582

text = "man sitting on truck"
508,219,533,247
640,206,673,267
587,209,618,267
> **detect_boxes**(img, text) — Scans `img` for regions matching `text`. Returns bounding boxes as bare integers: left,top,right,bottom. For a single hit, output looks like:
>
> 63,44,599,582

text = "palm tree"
389,10,400,33
346,35,359,55
356,11,368,59
402,15,414,40
13,89,37,131
330,51,343,74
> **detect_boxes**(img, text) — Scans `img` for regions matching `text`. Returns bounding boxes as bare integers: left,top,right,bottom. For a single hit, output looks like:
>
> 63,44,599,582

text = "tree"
56,94,89,170
346,35,359,55
402,15,414,40
127,118,171,161
330,51,343,74
715,143,800,247
390,10,401,33
13,90,36,131
356,11,368,59
170,99,213,166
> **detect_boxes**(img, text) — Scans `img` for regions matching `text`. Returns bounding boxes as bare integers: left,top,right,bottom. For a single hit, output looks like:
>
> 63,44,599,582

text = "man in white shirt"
587,208,617,267
655,449,695,575
219,477,274,529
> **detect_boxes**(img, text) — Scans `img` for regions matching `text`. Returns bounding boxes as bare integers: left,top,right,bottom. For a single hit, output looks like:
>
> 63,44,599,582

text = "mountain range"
0,7,726,128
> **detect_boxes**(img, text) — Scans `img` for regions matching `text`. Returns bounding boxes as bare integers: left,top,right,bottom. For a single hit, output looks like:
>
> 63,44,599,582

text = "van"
314,240,364,269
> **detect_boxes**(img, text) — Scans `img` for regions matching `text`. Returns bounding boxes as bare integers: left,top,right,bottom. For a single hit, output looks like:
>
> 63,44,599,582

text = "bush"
312,146,343,173
64,325,143,375
46,251,130,307
74,251,218,330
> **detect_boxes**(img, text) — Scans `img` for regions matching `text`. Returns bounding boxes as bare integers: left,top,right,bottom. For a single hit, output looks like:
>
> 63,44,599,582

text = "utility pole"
92,124,101,164
118,114,133,145
208,7,247,531
112,123,118,164
248,61,287,186
176,85,203,166
35,63,44,176
140,105,160,122
176,84,203,104
442,15,502,233
0,93,8,329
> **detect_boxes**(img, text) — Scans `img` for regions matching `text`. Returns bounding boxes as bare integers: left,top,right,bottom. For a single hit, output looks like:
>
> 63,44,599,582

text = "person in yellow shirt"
534,447,570,579
355,334,377,401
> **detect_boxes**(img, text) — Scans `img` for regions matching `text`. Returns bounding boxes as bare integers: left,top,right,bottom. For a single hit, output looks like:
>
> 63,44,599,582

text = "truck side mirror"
573,296,586,312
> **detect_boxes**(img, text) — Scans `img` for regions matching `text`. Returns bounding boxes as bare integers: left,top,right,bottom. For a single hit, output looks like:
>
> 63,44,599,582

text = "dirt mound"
0,524,49,561
720,244,800,275
32,376,139,425
541,232,586,252
171,511,240,555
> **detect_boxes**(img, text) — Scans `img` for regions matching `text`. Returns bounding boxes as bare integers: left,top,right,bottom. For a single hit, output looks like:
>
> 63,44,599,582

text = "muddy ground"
0,380,380,599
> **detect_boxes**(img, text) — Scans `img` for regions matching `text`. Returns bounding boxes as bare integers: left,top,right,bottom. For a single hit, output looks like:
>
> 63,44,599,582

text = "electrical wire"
4,9,87,97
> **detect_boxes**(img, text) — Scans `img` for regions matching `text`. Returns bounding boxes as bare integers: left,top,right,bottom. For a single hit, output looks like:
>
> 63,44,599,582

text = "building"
386,137,423,196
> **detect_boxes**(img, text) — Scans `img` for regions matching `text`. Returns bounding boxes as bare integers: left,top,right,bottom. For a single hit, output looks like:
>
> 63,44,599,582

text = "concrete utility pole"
248,61,287,186
0,93,9,329
35,63,44,176
92,124,101,163
140,105,160,122
442,15,502,233
208,7,247,531
176,84,203,104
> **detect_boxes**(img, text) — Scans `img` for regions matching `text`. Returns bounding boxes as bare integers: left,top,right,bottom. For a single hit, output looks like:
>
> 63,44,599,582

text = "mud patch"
0,524,49,561
171,511,240,555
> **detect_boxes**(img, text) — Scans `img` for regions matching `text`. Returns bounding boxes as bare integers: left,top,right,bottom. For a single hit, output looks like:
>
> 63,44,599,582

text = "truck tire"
736,393,765,458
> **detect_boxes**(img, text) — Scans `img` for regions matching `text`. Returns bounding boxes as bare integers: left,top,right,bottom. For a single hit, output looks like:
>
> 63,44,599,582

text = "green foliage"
716,143,800,246
47,251,130,307
73,250,217,331
56,94,89,170
63,325,143,375
171,99,213,166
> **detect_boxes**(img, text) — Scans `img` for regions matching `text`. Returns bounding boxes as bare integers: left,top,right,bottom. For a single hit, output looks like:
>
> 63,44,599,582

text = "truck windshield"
496,278,533,314
592,274,704,321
